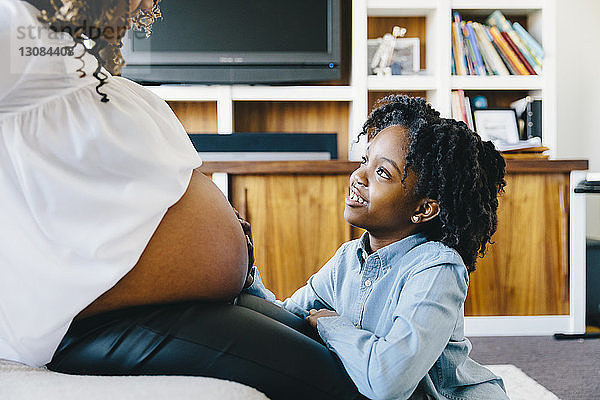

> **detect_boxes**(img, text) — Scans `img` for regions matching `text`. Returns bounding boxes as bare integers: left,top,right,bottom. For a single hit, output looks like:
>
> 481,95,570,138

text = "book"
487,10,541,74
451,91,463,122
501,152,549,160
510,97,542,140
508,29,541,74
453,12,469,73
478,47,494,76
464,22,487,75
512,22,544,70
452,22,467,75
489,26,529,75
500,31,537,75
451,90,473,128
529,99,542,139
469,24,494,75
501,144,549,160
462,27,477,75
457,89,468,123
464,96,475,131
451,46,457,75
510,96,530,139
472,22,509,76
485,26,518,75
492,136,542,152
502,145,549,153
450,11,544,76
513,22,545,60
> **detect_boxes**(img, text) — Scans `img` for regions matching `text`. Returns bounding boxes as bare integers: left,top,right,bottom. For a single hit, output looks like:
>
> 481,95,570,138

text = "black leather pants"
47,293,364,400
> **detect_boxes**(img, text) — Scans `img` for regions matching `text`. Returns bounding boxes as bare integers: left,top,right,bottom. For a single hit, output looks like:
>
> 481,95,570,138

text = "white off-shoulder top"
0,0,202,366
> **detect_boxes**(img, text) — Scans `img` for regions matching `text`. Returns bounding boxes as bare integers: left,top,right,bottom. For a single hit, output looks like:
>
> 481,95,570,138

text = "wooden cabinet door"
230,171,571,315
465,172,571,316
230,174,352,299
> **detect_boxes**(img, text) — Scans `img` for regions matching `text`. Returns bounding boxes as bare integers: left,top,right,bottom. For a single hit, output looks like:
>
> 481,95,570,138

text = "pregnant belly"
77,170,248,318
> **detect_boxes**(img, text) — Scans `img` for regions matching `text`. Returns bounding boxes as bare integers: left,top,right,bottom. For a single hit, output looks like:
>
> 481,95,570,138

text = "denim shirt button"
364,279,372,287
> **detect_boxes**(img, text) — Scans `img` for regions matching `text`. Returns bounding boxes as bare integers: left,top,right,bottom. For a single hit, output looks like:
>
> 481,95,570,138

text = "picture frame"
473,108,520,145
367,37,420,75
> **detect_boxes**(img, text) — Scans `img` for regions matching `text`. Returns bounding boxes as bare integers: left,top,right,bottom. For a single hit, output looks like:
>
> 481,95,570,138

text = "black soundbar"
188,133,338,159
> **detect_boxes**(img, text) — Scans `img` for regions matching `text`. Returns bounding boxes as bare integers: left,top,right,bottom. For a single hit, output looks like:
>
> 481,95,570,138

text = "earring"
411,215,420,223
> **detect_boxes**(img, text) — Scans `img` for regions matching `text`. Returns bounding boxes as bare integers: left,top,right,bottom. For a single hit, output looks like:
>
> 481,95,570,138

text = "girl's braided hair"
359,95,506,272
33,0,161,102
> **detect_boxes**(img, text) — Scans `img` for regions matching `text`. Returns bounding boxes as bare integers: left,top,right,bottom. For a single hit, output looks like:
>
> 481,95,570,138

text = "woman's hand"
233,209,255,288
306,309,340,329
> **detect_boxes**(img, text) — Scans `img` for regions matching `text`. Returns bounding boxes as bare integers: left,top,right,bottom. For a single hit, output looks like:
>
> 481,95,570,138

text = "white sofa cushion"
0,359,270,400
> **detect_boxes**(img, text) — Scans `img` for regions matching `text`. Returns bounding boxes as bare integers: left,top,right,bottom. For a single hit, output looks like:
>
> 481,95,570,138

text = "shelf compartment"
233,101,351,160
451,75,543,90
460,90,533,109
368,75,437,91
167,101,218,134
368,15,428,71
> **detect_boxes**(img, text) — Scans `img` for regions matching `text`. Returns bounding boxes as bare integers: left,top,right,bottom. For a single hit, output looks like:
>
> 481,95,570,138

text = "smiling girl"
244,95,510,400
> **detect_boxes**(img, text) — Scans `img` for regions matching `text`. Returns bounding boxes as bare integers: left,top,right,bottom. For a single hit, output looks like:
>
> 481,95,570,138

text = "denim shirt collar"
356,232,429,272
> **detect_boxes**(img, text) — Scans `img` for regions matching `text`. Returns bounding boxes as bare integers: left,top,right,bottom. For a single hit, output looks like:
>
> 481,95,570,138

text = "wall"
556,0,600,239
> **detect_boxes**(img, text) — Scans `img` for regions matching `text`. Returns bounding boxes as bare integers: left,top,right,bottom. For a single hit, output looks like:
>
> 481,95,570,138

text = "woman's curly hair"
33,0,161,102
359,95,506,272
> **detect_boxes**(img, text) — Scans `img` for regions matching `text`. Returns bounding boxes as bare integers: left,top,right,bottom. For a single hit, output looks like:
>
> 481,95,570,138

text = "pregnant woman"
0,1,361,398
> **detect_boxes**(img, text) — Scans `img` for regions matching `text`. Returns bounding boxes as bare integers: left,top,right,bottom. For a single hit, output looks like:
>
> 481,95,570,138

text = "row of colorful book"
452,10,545,76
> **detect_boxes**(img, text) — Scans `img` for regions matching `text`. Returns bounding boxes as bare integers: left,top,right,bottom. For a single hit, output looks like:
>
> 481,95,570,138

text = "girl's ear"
411,199,440,224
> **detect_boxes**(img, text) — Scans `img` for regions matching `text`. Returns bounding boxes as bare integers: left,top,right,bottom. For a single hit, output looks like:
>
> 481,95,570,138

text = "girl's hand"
233,208,255,288
306,309,339,329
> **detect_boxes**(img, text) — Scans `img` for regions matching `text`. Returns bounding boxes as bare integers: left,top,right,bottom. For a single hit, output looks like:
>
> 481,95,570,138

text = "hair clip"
130,0,162,38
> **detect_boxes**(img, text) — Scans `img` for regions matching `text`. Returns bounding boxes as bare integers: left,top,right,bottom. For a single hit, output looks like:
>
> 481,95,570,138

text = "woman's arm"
314,263,468,400
77,170,249,318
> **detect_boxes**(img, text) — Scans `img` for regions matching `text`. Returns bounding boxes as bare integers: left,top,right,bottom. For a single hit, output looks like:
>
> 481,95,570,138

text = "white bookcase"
147,0,557,161
357,0,556,158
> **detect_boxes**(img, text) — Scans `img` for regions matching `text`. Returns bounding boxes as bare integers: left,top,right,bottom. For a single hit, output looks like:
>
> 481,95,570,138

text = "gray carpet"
469,336,600,400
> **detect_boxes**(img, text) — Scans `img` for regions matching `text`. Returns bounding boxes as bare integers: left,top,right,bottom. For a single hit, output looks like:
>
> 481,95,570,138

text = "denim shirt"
246,233,508,400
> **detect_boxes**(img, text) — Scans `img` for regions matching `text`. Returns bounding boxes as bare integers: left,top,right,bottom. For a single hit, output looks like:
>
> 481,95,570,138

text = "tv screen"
121,0,341,84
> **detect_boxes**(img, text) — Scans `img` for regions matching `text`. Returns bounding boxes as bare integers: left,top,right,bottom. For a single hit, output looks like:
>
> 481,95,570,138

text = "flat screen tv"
121,0,341,84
